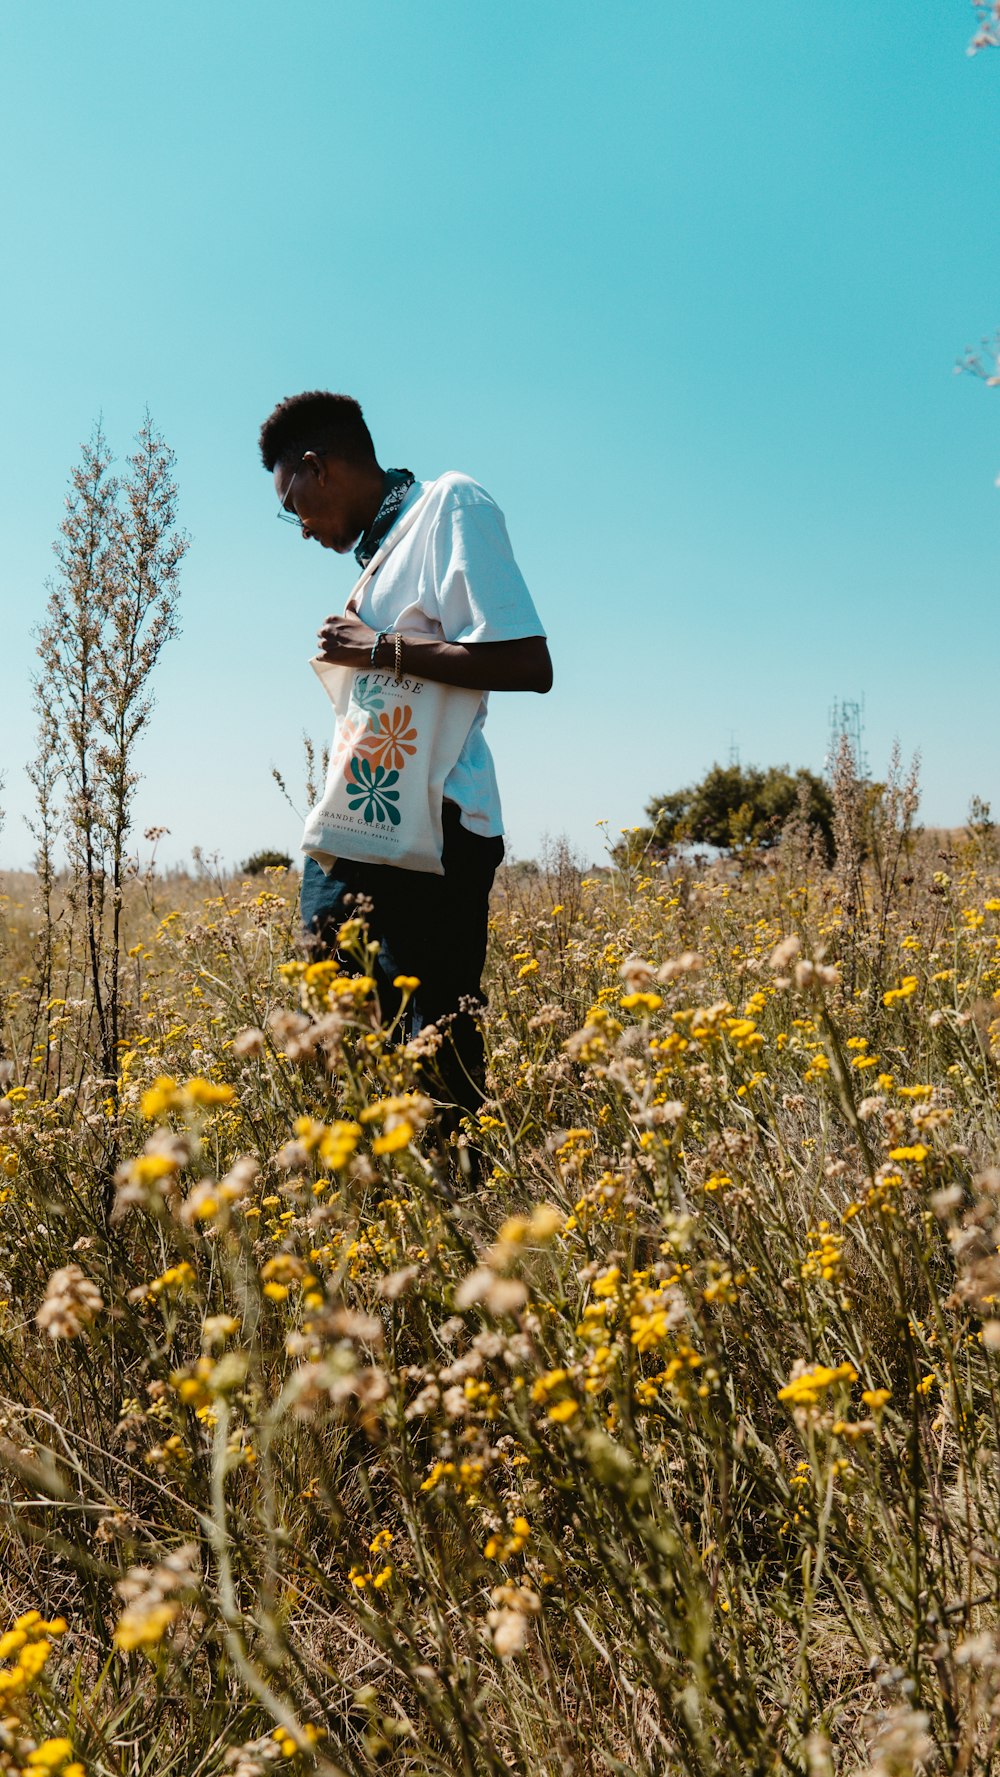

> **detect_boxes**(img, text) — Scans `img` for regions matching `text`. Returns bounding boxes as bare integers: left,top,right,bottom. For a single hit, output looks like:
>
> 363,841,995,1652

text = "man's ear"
301,450,326,483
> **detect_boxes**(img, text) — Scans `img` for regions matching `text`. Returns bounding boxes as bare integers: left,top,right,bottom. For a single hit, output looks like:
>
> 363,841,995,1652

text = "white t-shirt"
348,472,545,838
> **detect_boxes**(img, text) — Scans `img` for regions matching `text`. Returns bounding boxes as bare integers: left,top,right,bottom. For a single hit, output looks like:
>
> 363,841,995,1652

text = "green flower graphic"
351,675,386,716
344,756,401,825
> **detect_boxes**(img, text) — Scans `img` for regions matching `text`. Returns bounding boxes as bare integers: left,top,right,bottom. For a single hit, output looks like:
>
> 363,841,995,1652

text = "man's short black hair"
258,391,377,471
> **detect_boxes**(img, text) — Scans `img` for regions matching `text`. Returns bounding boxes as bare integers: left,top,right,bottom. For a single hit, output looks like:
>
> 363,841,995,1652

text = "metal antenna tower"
727,731,740,768
826,696,868,779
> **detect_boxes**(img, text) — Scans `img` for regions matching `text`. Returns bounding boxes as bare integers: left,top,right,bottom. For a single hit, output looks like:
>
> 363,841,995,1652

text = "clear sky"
0,1,997,871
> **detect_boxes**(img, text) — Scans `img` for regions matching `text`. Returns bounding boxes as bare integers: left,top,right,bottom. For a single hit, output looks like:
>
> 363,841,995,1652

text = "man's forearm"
387,634,552,693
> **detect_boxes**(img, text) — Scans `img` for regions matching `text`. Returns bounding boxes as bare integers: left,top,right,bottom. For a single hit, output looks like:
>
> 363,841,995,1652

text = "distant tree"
242,850,293,874
647,791,690,849
970,2,1000,50
645,762,835,861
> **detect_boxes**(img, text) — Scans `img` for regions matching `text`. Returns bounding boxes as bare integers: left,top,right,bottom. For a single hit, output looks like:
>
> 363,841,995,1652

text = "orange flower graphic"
357,704,418,772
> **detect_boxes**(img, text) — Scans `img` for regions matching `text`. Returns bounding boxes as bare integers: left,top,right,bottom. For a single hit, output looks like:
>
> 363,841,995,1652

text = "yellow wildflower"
26,1739,77,1771
528,1203,564,1241
883,976,919,1008
148,1261,196,1298
778,1361,858,1408
113,1598,179,1651
141,1076,182,1119
547,1398,579,1424
373,1121,413,1156
592,1266,621,1299
183,1077,235,1109
861,1388,891,1416
319,1120,362,1171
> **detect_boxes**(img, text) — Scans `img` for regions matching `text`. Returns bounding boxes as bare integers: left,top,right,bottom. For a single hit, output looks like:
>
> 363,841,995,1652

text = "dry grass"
2,806,1000,1777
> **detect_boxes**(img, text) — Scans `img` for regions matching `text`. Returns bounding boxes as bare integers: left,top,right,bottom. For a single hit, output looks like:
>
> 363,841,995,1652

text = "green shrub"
241,848,293,874
646,761,835,860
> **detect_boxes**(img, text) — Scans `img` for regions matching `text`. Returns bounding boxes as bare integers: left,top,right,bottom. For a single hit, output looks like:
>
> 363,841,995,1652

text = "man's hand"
316,613,377,667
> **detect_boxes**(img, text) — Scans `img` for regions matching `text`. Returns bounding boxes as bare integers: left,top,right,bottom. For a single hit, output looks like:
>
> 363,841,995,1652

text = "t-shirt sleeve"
430,495,546,645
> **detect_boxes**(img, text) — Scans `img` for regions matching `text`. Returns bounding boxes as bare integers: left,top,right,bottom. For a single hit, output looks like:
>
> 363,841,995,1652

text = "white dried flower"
619,956,656,991
112,1541,199,1650
439,1350,483,1383
492,1581,541,1614
794,959,839,992
151,1542,201,1593
221,1155,260,1199
405,1382,441,1420
267,1009,316,1061
273,1139,310,1170
769,934,802,970
94,1510,142,1544
232,1027,266,1058
656,951,703,982
487,1607,528,1657
954,1629,999,1667
329,1308,384,1346
642,1100,685,1126
376,1265,420,1300
805,1731,834,1777
202,1313,241,1346
860,1704,933,1777
485,1277,529,1315
503,1333,534,1368
527,1004,568,1031
454,1266,528,1315
455,1267,497,1309
224,1736,284,1775
36,1263,103,1340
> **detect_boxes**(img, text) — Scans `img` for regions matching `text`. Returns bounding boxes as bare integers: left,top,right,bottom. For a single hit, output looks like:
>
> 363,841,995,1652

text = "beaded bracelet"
370,629,389,666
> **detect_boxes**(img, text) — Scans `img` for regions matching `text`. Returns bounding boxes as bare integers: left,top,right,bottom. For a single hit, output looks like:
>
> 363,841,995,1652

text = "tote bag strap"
345,480,439,616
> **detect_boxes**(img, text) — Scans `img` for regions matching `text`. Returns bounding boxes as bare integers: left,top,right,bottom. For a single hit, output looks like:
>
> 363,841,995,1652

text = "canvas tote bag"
301,483,483,876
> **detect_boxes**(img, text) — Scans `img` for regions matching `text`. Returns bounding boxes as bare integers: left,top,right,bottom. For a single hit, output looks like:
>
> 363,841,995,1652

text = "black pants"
300,802,504,1118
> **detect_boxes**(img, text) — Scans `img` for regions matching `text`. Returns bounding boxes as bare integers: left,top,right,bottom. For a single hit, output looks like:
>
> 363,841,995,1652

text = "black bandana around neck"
355,468,416,569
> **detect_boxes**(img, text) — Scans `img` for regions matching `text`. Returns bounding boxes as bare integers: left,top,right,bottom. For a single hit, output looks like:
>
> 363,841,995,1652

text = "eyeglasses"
276,463,304,527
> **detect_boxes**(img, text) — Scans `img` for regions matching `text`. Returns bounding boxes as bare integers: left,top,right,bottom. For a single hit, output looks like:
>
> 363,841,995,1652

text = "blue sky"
0,1,997,870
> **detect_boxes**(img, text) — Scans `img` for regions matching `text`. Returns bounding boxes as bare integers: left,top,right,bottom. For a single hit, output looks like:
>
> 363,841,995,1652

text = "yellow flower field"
2,804,1000,1775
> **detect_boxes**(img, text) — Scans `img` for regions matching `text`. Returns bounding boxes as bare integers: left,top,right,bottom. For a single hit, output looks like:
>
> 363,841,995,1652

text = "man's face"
274,453,366,553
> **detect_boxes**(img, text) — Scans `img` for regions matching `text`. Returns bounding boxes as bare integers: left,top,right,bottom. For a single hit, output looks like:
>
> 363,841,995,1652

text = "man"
259,389,551,1133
